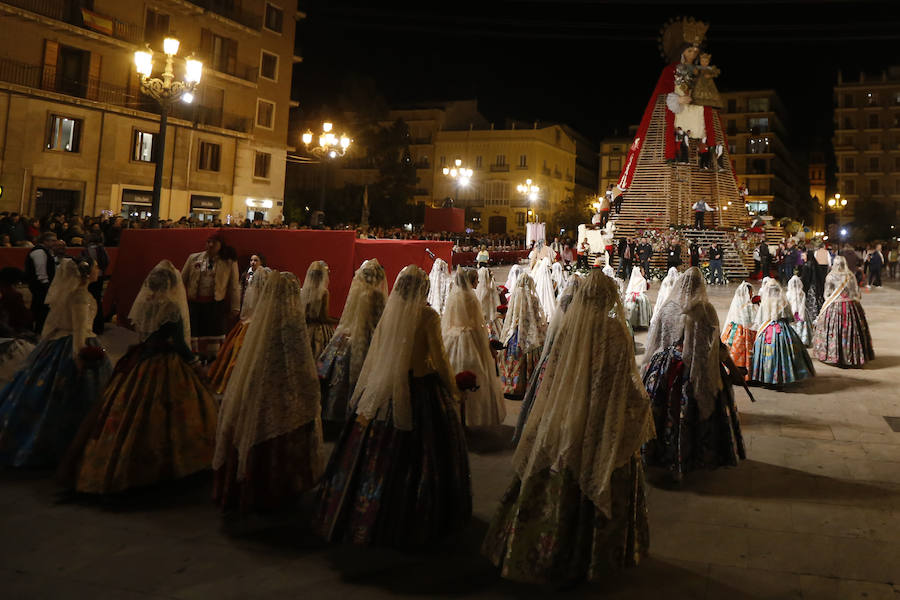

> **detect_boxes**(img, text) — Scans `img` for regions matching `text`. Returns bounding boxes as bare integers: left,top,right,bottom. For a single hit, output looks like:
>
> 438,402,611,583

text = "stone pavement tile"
836,579,900,599
863,509,900,543
789,502,875,539
706,564,839,600
862,443,900,462
825,537,900,584
649,520,749,568
781,450,854,480
780,423,835,441
648,490,794,532
846,459,900,485
573,557,712,600
745,529,840,578
1,568,173,600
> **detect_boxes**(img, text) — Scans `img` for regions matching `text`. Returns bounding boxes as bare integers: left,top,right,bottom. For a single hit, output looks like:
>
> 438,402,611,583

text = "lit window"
260,51,278,81
46,114,82,152
264,3,283,33
132,130,155,162
519,154,527,167
475,156,482,168
198,141,221,171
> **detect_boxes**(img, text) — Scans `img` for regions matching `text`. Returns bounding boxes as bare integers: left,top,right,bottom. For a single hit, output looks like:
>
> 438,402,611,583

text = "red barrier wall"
353,239,452,291
424,207,465,233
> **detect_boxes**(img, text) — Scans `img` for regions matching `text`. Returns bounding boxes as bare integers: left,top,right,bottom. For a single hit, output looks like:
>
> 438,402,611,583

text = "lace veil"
213,271,322,479
550,261,566,291
644,266,707,363
475,267,500,324
300,260,330,321
755,278,790,330
722,281,756,332
442,269,486,338
514,270,653,518
625,264,649,297
427,258,451,314
653,267,680,319
820,256,860,320
504,263,524,293
128,260,190,346
531,256,557,322
786,275,807,322
354,265,429,431
500,273,547,352
42,259,94,356
240,267,271,321
540,277,582,362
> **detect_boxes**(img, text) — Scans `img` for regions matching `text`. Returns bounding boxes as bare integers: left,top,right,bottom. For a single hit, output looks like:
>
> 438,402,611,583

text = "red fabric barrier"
451,249,528,267
424,207,465,233
104,229,356,322
353,239,453,292
0,247,118,274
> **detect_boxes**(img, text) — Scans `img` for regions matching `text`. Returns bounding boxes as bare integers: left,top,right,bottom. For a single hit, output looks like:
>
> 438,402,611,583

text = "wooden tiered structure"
610,96,754,278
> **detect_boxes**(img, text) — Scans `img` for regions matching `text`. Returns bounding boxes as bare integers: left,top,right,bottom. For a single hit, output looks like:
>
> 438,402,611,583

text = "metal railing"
2,0,142,44
187,0,262,30
205,56,258,83
490,164,509,172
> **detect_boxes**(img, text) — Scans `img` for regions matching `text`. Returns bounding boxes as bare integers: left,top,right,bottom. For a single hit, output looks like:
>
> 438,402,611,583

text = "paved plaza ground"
1,272,899,599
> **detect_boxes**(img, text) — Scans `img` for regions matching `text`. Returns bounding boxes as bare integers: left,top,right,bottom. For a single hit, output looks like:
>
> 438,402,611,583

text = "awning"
190,195,222,210
121,189,152,206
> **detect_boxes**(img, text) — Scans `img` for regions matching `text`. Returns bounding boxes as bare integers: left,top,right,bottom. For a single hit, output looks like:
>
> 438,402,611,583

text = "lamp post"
302,122,351,226
826,193,848,230
517,179,540,222
134,38,202,228
441,158,473,206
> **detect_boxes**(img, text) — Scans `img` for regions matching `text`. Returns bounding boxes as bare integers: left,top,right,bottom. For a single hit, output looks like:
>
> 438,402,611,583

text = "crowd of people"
0,225,881,586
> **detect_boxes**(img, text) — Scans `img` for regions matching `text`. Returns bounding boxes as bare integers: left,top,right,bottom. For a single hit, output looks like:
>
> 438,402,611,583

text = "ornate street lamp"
442,158,473,206
517,179,540,222
134,37,202,227
827,193,848,210
302,122,351,225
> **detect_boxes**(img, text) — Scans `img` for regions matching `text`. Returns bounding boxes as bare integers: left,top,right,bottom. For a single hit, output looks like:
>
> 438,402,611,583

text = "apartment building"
719,90,804,218
833,67,900,225
0,0,301,223
597,134,633,198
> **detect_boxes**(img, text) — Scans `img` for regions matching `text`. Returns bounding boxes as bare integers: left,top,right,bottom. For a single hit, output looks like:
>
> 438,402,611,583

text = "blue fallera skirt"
0,335,111,468
750,319,815,385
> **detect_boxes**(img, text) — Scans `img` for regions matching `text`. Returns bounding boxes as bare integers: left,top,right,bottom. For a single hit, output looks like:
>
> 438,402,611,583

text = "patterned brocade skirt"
207,320,249,395
813,300,875,368
313,373,471,548
642,346,746,477
626,294,652,329
482,458,649,584
65,349,218,494
318,332,353,422
0,336,110,468
308,320,336,359
721,322,755,372
499,331,541,400
750,320,815,385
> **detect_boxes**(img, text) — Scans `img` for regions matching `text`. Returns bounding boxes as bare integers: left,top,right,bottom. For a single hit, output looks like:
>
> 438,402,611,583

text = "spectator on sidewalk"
708,241,725,284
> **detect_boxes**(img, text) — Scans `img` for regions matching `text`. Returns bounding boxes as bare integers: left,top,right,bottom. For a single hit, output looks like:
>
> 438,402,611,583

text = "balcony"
186,0,262,31
2,0,142,44
490,164,509,172
410,137,432,145
414,160,431,170
205,57,258,84
515,163,528,170
553,170,562,179
541,166,551,176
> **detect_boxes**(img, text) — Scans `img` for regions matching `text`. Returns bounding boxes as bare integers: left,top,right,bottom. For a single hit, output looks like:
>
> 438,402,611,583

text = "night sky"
293,1,900,161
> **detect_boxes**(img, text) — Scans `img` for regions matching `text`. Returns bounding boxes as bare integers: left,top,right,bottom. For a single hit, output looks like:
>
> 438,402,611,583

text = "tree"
551,199,591,243
851,197,895,242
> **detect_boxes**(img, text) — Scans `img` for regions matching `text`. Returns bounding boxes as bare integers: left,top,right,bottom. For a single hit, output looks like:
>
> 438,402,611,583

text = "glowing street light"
134,36,202,227
516,178,540,202
302,121,353,226
442,158,474,205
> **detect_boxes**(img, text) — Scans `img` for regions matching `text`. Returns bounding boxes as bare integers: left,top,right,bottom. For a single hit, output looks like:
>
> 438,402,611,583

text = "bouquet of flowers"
455,370,479,391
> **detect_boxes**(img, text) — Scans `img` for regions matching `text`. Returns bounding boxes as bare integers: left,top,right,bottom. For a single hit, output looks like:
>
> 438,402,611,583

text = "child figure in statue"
692,53,722,109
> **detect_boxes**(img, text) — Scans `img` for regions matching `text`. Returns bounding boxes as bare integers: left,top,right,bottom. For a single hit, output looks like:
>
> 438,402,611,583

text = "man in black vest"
758,240,771,279
708,242,725,284
637,237,653,277
667,238,683,270
24,232,58,333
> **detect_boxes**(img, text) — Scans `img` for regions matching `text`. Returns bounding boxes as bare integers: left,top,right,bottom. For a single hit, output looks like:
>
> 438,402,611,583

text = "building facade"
833,68,900,226
719,90,804,219
597,135,633,200
808,152,827,232
0,0,300,223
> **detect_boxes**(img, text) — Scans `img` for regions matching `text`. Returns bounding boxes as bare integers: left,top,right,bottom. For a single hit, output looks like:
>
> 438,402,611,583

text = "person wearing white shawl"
301,260,335,358
642,267,745,479
483,270,653,583
602,264,624,299
208,267,271,394
651,266,680,325
624,266,652,329
442,269,505,427
531,256,557,322
504,263,524,298
318,259,388,422
313,265,471,546
213,271,324,511
499,273,547,399
748,278,815,385
475,266,503,342
63,260,217,494
550,261,566,292
512,277,582,444
720,281,757,376
786,275,813,347
813,255,875,367
0,257,111,468
427,257,452,314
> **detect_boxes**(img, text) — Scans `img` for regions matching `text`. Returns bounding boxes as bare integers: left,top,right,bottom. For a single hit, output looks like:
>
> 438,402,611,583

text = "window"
748,117,769,133
748,97,770,112
895,179,900,194
843,117,853,130
747,179,770,195
256,99,275,129
198,141,221,171
254,151,271,178
608,157,621,173
895,157,900,170
869,157,880,172
611,146,621,153
201,29,237,74
495,154,506,166
259,50,278,81
516,212,525,226
727,99,736,113
870,179,880,195
866,92,878,106
518,154,527,167
264,2,284,33
843,157,855,172
484,181,510,206
844,179,855,194
144,9,170,44
868,114,880,129
751,158,767,174
132,130,156,162
46,114,82,152
475,155,482,169
439,156,446,167
728,142,736,155
843,94,854,108
726,119,737,135
746,137,770,154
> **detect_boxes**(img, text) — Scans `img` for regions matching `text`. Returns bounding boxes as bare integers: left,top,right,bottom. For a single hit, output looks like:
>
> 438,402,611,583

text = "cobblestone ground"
1,271,899,599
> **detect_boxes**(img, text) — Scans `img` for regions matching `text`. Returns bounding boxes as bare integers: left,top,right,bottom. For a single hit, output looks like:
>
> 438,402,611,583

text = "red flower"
456,370,478,391
497,304,508,314
497,285,508,295
751,295,761,304
78,346,106,362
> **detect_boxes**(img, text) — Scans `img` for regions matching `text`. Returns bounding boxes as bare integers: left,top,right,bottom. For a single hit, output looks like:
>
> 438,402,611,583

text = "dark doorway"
35,188,80,217
488,215,507,234
57,45,89,98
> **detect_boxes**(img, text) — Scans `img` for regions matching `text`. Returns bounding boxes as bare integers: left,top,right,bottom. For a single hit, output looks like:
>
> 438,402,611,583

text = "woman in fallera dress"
531,256,558,322
749,278,815,385
624,266,652,329
0,258,111,467
642,267,745,479
786,275,813,347
475,266,503,343
442,269,505,427
483,270,653,584
652,266,680,325
213,271,324,512
301,260,335,358
207,267,271,395
720,281,757,374
427,257,452,314
813,256,875,368
62,261,218,494
313,265,471,547
318,259,388,423
498,273,547,400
